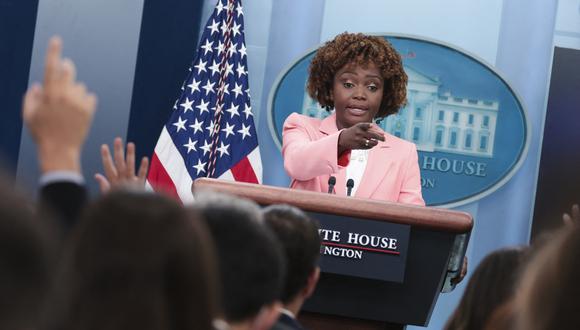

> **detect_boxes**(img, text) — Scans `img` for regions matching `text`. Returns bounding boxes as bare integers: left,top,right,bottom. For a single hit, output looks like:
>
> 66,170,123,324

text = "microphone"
327,176,336,194
346,179,354,197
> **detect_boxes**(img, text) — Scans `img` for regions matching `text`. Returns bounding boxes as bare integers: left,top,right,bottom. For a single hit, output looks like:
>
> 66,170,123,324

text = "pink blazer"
282,113,425,206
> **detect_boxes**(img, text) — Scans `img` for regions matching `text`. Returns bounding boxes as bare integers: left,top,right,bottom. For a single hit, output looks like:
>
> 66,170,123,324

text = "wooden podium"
192,178,473,330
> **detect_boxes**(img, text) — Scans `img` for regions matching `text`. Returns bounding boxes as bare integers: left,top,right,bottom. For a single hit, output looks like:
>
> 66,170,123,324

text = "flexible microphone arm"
327,176,336,194
346,178,354,197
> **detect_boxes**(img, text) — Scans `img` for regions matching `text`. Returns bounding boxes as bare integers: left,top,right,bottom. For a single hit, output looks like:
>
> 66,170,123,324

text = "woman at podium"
282,32,424,206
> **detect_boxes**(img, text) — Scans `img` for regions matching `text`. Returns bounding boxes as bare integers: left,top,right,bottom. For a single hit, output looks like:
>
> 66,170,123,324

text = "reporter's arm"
22,36,97,229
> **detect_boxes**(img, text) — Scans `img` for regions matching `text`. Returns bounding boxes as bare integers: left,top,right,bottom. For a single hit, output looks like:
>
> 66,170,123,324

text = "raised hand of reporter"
94,137,149,194
22,36,97,174
338,122,385,155
563,203,580,226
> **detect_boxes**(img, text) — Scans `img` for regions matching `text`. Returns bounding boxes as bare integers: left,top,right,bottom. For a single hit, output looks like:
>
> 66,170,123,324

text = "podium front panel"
315,212,411,283
303,214,455,326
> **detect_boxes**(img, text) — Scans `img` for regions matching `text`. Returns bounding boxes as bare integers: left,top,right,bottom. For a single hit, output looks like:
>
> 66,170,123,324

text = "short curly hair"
307,32,408,119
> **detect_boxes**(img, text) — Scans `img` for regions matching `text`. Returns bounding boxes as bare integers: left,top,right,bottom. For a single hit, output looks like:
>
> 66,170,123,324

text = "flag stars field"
173,116,187,132
200,140,212,156
209,60,221,76
239,43,247,58
220,83,230,95
193,159,207,175
215,41,225,55
195,99,210,115
205,120,215,136
232,83,243,98
243,104,252,119
238,123,251,140
194,59,207,74
222,122,235,138
180,98,194,113
228,42,238,56
190,118,204,134
183,138,198,153
147,0,262,202
217,142,230,157
201,40,213,55
187,78,200,93
226,104,239,118
202,80,215,95
236,64,246,77
208,19,219,34
225,62,234,77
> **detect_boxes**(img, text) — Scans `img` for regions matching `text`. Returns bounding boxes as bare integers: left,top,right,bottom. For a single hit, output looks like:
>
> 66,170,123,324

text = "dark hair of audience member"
263,204,320,304
48,191,219,330
515,224,580,330
0,175,57,330
483,300,516,330
444,247,529,330
194,192,286,322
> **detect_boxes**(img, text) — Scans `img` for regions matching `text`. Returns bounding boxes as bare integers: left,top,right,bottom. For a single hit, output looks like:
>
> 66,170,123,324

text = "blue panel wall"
532,47,580,237
17,0,145,195
0,0,39,175
257,0,326,187
126,0,204,165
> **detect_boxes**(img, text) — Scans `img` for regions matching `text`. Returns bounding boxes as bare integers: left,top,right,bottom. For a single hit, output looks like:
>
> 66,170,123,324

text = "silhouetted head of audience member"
0,177,57,330
194,192,286,330
515,224,580,330
50,191,219,330
263,204,321,311
444,247,529,330
483,299,516,330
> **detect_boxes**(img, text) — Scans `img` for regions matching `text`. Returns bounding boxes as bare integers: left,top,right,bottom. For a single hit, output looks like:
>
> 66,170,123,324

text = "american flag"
147,0,262,203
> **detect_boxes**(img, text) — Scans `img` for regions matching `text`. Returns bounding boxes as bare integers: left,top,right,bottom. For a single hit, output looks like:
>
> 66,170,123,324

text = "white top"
345,149,369,196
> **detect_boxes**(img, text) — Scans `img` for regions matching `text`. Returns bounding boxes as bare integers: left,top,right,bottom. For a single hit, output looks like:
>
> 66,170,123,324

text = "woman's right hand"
338,122,385,154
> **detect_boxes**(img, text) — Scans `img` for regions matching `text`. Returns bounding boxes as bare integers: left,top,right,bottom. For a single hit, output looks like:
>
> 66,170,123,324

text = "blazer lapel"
318,113,347,196
319,113,338,135
355,138,392,199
